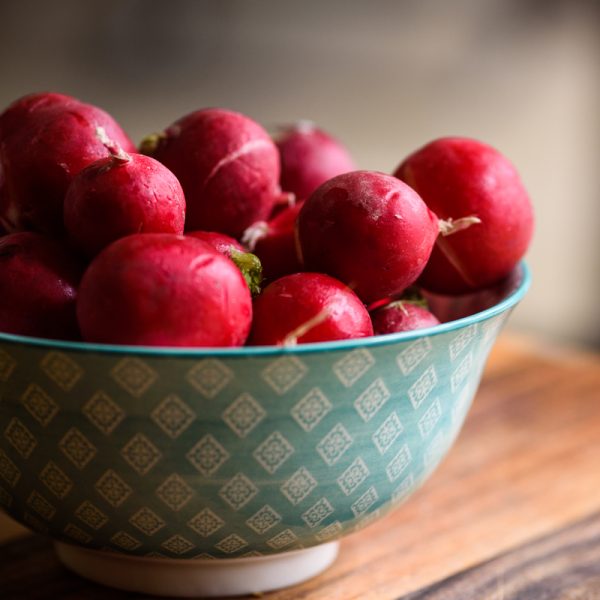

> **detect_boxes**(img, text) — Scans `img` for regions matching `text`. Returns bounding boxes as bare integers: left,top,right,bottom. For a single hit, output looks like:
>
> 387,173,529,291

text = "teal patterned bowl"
0,264,530,597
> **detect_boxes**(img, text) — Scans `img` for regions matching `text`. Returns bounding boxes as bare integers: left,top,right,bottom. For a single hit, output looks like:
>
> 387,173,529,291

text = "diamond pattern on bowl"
418,399,443,439
302,497,334,528
333,349,375,387
372,411,404,455
187,359,233,398
261,356,307,394
245,504,282,534
386,444,412,483
219,473,258,511
111,530,142,551
75,500,109,530
354,378,390,422
215,533,247,554
59,428,97,470
396,337,432,375
449,324,478,361
186,434,229,476
95,469,132,508
451,352,473,392
253,431,294,475
316,423,353,466
351,485,378,517
315,520,342,542
40,352,83,391
111,358,157,398
4,418,37,458
187,508,225,538
151,394,195,439
0,348,16,382
0,450,20,487
337,456,369,496
83,392,125,435
162,534,195,555
222,393,266,438
267,528,297,549
129,506,165,536
121,433,162,476
20,384,59,427
156,474,194,511
39,461,73,499
408,365,437,410
27,490,56,520
291,388,332,432
280,466,317,505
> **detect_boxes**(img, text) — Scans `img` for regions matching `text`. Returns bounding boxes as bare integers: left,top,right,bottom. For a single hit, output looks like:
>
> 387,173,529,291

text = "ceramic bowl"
0,264,530,597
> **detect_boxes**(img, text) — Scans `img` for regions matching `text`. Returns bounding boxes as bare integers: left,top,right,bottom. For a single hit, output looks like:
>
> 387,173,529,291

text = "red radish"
187,230,263,295
268,190,296,219
244,200,304,282
249,272,373,345
141,108,280,238
64,151,185,258
394,137,534,295
276,122,356,200
0,93,135,235
297,171,439,305
0,92,74,140
371,301,440,335
187,230,245,256
77,234,252,347
0,232,83,339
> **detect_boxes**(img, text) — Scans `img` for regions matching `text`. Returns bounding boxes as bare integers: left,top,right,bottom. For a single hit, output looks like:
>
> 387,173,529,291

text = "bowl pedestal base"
54,540,339,597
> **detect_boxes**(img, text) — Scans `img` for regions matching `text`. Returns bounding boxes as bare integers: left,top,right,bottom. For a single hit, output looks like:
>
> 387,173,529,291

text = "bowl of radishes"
0,93,532,598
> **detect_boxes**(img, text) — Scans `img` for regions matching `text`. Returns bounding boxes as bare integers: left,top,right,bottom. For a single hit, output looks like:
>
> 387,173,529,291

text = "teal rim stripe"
0,263,531,357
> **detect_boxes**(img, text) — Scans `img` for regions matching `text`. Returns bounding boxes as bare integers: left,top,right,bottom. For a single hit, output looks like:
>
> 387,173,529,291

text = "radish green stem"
229,249,263,296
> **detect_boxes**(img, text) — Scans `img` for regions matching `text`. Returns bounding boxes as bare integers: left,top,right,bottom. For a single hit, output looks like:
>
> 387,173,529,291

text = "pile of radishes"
0,93,534,347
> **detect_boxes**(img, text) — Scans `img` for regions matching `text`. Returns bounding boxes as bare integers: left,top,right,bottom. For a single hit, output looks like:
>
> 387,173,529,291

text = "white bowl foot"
54,540,339,597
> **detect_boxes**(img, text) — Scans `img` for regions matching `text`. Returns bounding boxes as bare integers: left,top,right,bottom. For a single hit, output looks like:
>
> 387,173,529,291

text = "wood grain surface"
402,510,600,600
1,333,600,599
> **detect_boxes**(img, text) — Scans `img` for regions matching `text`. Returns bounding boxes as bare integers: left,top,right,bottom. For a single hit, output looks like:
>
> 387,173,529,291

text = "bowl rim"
0,262,531,357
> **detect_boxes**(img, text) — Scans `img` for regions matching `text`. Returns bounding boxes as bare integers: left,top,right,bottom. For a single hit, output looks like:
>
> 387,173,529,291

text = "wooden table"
2,333,600,599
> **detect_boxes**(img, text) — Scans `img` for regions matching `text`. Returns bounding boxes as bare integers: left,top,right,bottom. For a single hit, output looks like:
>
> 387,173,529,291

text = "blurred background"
0,0,598,347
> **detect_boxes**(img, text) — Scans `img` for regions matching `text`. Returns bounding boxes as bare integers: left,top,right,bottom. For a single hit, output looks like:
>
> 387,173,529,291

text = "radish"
297,170,439,305
276,122,356,201
371,300,440,335
77,234,252,347
0,93,135,235
249,272,373,346
140,108,280,238
187,230,263,295
0,92,74,140
394,137,534,294
64,148,185,258
243,200,304,282
0,232,83,339
186,230,246,256
268,190,297,219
